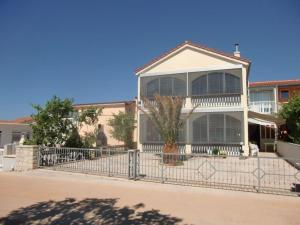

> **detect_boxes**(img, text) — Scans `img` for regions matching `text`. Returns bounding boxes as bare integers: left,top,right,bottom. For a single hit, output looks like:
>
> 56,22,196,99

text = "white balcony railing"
191,94,241,107
249,101,276,114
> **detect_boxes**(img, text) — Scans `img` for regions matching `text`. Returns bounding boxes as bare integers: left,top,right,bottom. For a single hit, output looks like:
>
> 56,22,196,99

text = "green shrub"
212,148,219,155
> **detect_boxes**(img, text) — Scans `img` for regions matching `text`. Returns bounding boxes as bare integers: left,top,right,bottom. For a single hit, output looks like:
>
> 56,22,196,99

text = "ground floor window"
11,132,22,144
140,112,243,144
191,112,243,144
139,114,186,144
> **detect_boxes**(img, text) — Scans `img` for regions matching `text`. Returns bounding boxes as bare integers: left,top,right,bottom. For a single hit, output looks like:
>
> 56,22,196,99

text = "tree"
108,111,136,148
139,95,196,164
74,107,102,148
30,96,102,147
279,95,300,144
31,96,75,146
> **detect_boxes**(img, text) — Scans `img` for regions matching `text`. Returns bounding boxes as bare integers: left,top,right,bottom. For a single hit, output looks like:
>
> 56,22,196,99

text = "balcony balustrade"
191,93,241,107
249,101,276,114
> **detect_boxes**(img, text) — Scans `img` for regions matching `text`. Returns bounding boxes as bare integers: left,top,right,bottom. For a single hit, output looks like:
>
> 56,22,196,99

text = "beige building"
135,41,251,155
74,100,136,146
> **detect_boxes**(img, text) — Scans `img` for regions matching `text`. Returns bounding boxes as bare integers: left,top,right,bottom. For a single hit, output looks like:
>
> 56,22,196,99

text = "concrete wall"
277,141,300,161
15,145,38,171
0,123,32,148
2,155,16,171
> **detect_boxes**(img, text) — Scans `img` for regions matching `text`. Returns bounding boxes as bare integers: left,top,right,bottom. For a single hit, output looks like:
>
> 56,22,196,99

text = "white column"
273,86,278,113
242,67,249,156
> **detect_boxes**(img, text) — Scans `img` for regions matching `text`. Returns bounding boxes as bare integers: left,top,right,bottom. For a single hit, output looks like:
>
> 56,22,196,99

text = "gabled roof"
73,100,135,109
135,40,251,74
0,116,33,124
250,79,300,87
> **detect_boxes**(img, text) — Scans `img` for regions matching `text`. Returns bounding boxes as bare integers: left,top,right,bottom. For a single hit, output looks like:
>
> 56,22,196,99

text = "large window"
191,72,241,96
192,113,242,144
141,74,186,98
140,114,186,143
250,90,274,102
11,132,21,144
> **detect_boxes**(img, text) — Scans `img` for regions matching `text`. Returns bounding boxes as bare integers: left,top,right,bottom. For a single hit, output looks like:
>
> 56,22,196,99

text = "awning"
248,118,275,126
248,111,285,126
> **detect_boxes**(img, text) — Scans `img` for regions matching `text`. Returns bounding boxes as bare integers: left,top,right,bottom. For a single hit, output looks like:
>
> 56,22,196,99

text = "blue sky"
0,0,299,119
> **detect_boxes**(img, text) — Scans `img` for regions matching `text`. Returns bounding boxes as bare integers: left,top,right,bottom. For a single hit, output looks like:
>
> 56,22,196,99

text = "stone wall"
15,145,39,171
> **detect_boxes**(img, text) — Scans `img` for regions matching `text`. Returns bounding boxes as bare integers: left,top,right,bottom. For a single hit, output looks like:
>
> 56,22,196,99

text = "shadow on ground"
0,198,184,225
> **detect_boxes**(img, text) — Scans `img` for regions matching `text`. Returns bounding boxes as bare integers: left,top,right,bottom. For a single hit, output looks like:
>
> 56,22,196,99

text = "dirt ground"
0,170,299,225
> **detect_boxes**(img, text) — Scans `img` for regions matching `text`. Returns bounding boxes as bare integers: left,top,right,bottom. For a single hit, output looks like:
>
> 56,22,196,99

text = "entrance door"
248,124,260,147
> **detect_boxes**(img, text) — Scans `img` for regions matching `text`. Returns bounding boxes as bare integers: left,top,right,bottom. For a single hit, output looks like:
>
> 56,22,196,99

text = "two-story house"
135,41,251,156
248,79,300,151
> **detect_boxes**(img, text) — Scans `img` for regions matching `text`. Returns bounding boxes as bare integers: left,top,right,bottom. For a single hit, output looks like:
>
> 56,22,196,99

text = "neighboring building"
0,117,32,148
248,79,300,151
135,41,251,155
74,100,137,146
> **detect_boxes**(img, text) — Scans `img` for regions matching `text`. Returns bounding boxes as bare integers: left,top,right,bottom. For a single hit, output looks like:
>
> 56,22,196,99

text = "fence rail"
38,146,300,196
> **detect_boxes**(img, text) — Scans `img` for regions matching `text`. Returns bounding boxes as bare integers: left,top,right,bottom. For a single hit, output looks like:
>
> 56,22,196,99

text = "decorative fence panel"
38,147,300,196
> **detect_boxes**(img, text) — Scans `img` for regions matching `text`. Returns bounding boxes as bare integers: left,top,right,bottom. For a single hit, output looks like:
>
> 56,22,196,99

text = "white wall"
0,124,32,148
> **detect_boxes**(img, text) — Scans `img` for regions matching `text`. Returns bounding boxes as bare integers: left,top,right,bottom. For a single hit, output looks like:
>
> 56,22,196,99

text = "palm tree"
139,95,196,164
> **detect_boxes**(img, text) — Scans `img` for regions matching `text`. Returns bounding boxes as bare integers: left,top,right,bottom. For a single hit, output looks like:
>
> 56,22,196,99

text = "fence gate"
38,146,131,178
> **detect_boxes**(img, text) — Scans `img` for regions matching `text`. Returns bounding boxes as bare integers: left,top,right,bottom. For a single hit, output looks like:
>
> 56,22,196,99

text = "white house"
135,41,251,156
0,117,32,148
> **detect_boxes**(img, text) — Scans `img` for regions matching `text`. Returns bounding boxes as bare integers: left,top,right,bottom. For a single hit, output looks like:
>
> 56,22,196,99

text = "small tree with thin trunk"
108,111,136,149
140,95,196,164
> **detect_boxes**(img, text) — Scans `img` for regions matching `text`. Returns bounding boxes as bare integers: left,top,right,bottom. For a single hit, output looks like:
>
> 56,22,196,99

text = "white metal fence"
0,149,4,170
38,146,300,196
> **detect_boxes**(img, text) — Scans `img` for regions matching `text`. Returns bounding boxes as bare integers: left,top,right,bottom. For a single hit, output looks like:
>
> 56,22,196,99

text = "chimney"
234,43,240,57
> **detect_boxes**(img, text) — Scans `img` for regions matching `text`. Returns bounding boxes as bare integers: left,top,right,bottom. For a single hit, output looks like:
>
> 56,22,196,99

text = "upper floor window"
280,90,289,100
141,74,186,98
191,72,241,96
250,90,274,102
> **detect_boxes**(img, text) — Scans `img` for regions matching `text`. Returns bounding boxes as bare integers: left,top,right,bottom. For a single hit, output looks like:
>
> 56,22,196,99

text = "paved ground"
0,170,300,225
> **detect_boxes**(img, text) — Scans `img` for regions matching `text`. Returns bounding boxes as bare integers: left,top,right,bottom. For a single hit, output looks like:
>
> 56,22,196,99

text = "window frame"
191,72,241,97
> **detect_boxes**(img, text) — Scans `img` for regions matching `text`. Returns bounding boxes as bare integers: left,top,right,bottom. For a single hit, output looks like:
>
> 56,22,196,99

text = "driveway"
0,170,299,225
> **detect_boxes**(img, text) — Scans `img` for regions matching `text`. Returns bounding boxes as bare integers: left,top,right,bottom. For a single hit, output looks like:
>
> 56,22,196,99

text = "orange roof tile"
250,79,300,87
0,116,33,124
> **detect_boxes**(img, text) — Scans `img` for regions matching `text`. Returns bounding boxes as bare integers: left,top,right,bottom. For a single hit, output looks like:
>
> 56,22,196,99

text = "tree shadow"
0,198,184,225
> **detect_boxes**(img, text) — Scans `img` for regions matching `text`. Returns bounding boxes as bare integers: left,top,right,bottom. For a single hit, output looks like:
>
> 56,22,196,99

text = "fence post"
161,152,164,183
257,156,261,193
108,148,111,177
128,150,133,179
133,149,138,180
